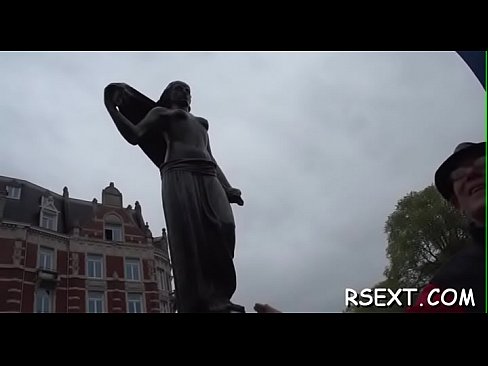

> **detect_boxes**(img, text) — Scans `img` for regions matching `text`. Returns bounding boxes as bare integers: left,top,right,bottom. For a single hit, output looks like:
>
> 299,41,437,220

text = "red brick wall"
0,267,23,278
142,259,150,280
108,291,126,312
107,280,125,291
124,226,146,241
145,292,160,313
1,229,167,313
56,289,67,312
0,280,21,312
93,206,148,243
106,255,124,279
57,250,68,275
67,288,85,313
0,238,14,264
144,282,158,292
21,283,35,312
24,271,36,283
68,278,85,288
59,277,68,288
25,243,38,268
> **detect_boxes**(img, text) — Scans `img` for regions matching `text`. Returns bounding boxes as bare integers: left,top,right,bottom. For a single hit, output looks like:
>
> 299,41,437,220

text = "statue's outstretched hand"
227,188,244,206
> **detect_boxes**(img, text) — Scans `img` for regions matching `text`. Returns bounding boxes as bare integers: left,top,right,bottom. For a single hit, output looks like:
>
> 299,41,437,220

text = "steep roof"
0,175,148,237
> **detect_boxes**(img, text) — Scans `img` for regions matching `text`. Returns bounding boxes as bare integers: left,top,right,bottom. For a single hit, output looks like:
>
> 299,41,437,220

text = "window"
39,247,55,271
105,223,123,242
87,292,105,313
39,196,58,231
157,270,171,291
87,254,103,279
166,274,171,291
158,268,166,290
36,289,53,313
40,210,57,230
104,214,124,242
127,293,143,313
6,186,21,199
125,258,140,281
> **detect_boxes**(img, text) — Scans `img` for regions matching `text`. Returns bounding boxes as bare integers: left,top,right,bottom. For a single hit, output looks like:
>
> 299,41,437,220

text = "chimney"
62,186,71,234
0,188,7,220
92,198,98,215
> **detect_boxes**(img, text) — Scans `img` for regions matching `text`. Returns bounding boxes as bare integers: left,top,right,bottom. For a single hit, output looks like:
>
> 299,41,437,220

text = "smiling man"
407,142,485,313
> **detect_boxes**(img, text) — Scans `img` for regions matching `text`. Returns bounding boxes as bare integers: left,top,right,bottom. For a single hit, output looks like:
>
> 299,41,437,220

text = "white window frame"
104,223,123,242
6,186,21,199
35,288,54,313
87,291,105,313
87,254,104,279
39,247,55,271
125,258,141,282
40,209,57,231
166,274,171,291
127,293,144,313
39,196,59,231
158,268,166,290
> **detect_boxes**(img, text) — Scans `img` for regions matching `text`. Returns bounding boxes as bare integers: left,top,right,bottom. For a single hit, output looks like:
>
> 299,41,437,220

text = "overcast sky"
0,52,484,312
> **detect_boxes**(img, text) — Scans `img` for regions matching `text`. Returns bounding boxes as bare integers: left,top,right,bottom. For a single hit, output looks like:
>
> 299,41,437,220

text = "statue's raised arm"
104,82,167,168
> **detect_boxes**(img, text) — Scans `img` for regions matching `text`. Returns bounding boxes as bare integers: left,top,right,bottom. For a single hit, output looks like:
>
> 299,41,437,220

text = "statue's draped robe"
161,159,236,312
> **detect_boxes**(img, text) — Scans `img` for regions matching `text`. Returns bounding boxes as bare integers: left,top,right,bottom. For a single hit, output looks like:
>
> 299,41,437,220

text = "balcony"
36,268,59,289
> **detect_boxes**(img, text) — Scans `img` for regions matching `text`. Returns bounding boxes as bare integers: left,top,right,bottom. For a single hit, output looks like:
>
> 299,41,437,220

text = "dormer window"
39,196,59,231
41,210,57,230
6,185,21,199
104,214,124,242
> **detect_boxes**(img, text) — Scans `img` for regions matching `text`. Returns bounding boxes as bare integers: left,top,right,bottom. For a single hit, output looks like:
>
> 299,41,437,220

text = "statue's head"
157,81,191,112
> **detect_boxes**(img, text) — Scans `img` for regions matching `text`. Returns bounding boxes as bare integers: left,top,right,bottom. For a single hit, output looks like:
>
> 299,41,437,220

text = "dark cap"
434,142,485,200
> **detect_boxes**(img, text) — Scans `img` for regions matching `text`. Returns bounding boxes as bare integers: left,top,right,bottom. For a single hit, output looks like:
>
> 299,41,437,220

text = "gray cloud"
1,51,484,312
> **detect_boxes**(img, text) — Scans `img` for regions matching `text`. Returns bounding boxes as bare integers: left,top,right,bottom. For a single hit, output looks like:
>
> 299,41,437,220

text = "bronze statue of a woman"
104,81,244,313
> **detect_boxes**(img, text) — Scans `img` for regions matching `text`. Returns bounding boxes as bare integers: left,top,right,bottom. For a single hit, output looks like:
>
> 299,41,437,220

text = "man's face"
451,154,485,225
169,82,191,106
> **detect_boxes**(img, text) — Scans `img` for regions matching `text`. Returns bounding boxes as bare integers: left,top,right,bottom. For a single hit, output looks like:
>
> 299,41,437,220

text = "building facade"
0,175,173,313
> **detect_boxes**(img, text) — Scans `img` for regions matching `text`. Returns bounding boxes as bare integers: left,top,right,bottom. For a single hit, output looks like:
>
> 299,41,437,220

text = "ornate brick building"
0,175,173,313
